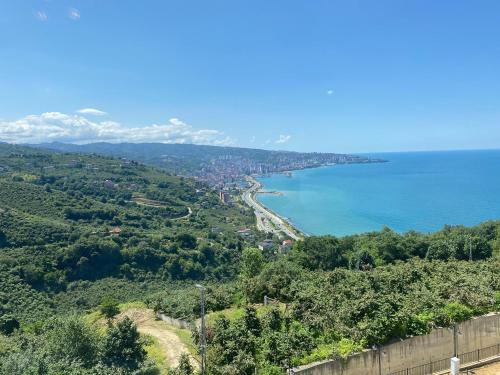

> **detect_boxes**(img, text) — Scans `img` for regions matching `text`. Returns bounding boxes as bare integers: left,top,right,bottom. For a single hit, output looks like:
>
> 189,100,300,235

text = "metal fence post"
378,345,382,375
477,349,480,362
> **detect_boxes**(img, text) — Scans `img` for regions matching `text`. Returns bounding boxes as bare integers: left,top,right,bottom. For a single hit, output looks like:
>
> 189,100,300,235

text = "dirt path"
118,308,197,369
171,206,192,220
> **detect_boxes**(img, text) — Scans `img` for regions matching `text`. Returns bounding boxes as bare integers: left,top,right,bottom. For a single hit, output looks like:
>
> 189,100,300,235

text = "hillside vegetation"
0,144,499,375
0,144,259,323
150,224,500,374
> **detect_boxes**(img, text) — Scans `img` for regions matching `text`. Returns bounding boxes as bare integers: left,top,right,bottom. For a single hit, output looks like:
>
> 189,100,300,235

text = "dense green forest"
0,144,499,375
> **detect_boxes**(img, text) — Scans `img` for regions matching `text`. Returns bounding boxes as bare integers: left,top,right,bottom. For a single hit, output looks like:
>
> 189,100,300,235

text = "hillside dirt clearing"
117,308,198,369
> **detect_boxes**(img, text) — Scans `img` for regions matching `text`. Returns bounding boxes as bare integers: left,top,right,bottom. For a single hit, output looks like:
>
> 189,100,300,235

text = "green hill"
1,143,499,375
0,144,258,323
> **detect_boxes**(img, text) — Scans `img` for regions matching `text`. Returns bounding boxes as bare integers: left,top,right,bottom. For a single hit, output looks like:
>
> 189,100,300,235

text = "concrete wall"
294,313,500,375
156,312,193,330
457,313,500,352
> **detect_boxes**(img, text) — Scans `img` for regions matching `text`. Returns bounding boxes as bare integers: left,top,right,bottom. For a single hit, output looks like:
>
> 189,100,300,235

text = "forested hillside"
0,143,499,375
0,144,259,323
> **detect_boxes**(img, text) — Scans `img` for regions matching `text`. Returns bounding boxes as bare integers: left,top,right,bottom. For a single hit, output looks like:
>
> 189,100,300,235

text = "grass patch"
206,304,287,325
119,301,147,310
171,326,198,358
143,335,169,374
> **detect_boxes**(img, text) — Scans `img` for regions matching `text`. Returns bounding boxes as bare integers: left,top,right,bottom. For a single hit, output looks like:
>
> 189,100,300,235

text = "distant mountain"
31,142,384,186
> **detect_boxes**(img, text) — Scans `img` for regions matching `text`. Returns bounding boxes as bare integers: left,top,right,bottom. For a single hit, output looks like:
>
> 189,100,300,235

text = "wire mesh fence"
386,343,500,375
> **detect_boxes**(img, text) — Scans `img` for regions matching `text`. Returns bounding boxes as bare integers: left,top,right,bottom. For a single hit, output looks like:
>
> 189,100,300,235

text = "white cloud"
68,8,80,20
250,136,256,143
275,134,291,144
327,89,333,95
77,108,107,116
36,11,48,21
0,112,235,146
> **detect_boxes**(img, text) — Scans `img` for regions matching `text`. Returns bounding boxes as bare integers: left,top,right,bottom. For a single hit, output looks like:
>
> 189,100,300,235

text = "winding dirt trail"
118,308,197,369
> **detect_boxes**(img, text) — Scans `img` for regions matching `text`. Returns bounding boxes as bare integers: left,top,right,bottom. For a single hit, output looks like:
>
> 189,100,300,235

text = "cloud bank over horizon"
0,111,235,146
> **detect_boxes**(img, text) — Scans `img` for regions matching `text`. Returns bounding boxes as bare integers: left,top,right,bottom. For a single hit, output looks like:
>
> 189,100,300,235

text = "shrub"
406,312,434,335
102,317,146,370
334,338,365,359
100,296,120,319
437,302,473,326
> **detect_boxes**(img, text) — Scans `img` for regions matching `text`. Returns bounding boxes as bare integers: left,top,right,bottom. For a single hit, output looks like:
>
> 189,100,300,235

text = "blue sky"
0,1,499,153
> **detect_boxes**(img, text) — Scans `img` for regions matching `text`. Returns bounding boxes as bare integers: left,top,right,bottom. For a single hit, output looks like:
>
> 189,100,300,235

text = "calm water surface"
256,150,500,236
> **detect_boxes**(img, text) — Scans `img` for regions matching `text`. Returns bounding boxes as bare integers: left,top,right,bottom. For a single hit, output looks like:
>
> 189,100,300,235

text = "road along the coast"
242,176,302,241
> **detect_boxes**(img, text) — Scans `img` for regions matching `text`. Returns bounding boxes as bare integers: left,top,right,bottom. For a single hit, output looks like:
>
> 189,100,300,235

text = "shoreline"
242,176,305,240
242,159,385,239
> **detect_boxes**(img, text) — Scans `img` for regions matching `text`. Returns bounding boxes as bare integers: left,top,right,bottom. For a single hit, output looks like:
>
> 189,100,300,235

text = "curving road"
242,176,301,241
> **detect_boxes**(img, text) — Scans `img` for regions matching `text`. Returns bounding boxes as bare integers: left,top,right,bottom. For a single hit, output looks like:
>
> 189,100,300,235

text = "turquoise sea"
256,150,500,236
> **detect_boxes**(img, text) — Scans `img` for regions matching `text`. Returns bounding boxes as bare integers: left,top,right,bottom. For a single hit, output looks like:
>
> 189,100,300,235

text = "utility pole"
196,284,206,375
453,324,458,357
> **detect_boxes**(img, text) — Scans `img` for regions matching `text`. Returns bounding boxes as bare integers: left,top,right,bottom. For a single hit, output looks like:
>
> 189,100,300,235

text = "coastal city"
190,150,383,188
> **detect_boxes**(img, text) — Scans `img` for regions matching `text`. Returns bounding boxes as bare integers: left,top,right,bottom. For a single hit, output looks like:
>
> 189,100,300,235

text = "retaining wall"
294,313,500,375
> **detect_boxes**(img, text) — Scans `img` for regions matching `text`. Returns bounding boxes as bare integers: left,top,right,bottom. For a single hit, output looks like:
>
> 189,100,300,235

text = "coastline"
242,176,305,240
242,158,386,239
249,150,500,236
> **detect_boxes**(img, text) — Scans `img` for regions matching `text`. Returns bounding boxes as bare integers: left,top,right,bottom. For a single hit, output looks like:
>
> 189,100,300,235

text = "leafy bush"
334,338,365,358
436,302,473,326
102,317,146,370
100,296,120,319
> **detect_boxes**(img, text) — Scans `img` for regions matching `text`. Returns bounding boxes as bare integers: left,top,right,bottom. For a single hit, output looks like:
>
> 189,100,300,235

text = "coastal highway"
242,176,302,241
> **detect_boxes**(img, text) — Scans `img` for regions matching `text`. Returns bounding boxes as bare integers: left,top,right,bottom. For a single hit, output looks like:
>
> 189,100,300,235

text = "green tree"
262,307,282,331
437,302,473,326
44,315,99,368
176,233,197,249
169,353,194,375
100,296,120,319
243,306,261,337
240,248,264,279
290,236,347,270
102,317,146,370
371,227,408,264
